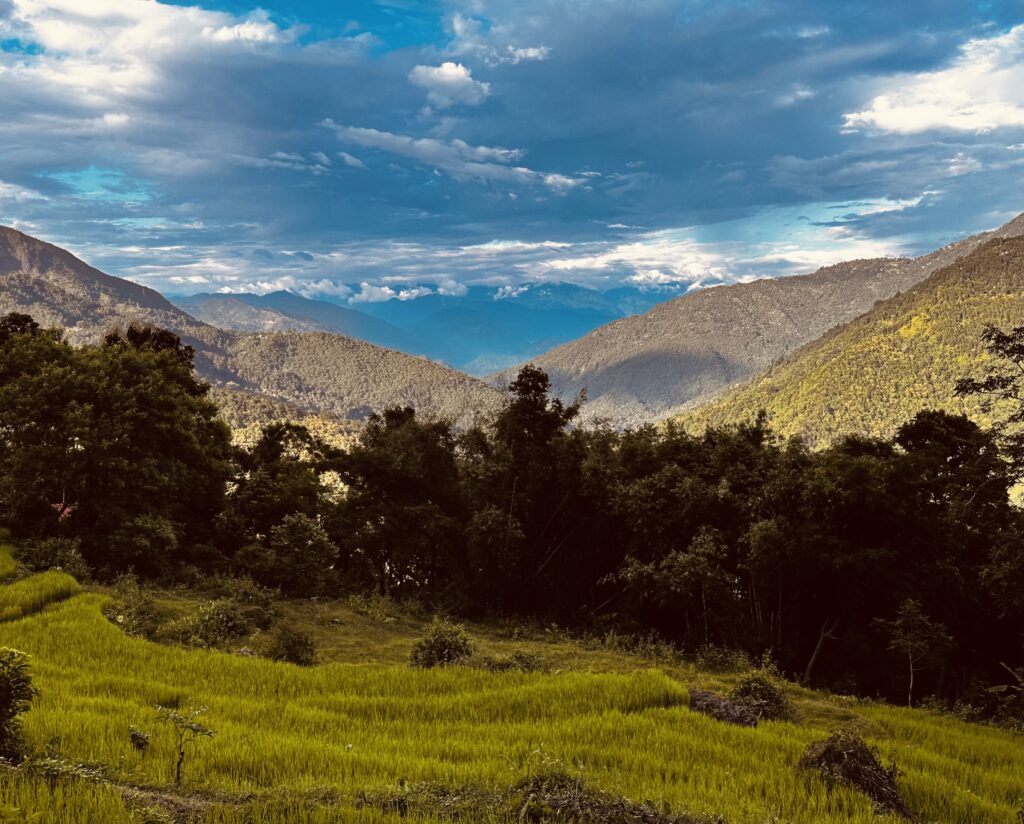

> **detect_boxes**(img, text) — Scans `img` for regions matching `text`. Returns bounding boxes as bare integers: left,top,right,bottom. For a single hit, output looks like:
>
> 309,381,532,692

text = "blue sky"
1,0,1023,302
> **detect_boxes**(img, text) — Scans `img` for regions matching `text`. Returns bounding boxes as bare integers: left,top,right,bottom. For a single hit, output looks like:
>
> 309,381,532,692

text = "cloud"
447,13,550,66
337,152,366,169
321,121,582,190
0,180,46,202
409,62,490,109
843,24,1024,133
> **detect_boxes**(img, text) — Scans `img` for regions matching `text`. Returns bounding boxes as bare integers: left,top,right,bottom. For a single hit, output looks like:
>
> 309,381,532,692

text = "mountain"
0,226,197,341
0,226,501,425
683,227,1024,445
502,214,1024,427
174,294,325,334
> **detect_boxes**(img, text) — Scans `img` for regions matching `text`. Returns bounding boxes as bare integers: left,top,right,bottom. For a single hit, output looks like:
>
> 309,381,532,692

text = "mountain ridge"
498,213,1024,426
0,226,500,425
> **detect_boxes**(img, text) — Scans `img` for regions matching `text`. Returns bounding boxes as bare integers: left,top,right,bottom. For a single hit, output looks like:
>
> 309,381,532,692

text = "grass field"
0,552,1021,823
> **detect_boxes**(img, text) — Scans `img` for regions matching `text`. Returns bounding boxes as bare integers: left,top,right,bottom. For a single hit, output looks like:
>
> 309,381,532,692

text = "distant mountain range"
683,227,1024,445
0,226,500,426
175,283,677,376
504,214,1024,427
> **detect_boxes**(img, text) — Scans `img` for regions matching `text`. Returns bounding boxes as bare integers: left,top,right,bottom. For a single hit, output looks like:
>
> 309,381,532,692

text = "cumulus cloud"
447,13,550,66
409,62,490,109
843,24,1024,133
321,121,582,190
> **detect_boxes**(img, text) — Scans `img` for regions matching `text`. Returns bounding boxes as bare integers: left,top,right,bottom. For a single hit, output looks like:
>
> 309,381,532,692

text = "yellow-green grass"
0,570,79,621
0,543,17,583
0,583,1022,824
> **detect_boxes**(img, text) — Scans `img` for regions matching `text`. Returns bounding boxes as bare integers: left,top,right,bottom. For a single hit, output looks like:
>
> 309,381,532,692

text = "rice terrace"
0,529,1021,823
2,0,1024,821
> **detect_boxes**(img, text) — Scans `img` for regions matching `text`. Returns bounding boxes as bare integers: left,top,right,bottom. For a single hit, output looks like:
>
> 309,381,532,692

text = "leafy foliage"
0,648,37,761
409,618,474,668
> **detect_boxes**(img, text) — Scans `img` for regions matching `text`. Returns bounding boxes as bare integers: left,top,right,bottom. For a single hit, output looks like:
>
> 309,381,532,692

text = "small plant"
0,648,38,761
479,650,548,673
695,644,751,673
129,725,150,754
730,669,794,721
410,618,474,668
264,624,317,666
155,705,215,788
169,599,249,648
105,574,160,639
208,576,277,630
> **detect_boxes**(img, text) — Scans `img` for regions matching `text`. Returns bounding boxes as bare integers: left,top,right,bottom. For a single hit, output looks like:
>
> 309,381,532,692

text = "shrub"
264,624,317,666
0,648,38,761
478,650,548,673
695,644,751,673
208,576,277,630
410,618,474,668
729,670,794,722
105,574,161,639
169,599,249,648
15,537,90,581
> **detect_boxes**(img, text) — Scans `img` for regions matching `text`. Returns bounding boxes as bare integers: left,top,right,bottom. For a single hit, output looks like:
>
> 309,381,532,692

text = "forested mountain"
178,291,417,352
684,233,1024,445
0,227,500,424
506,214,1024,427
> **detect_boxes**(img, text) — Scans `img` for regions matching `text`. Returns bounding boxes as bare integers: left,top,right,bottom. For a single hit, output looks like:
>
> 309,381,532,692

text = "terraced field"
0,545,1021,824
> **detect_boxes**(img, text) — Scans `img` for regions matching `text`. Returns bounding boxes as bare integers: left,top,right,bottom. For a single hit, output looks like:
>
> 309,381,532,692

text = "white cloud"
337,151,366,169
349,282,400,303
447,14,550,66
408,62,490,109
843,24,1024,133
0,180,46,202
321,121,583,190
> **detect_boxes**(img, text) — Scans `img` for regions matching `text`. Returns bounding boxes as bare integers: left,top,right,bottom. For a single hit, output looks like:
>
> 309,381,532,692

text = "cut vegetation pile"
798,731,914,821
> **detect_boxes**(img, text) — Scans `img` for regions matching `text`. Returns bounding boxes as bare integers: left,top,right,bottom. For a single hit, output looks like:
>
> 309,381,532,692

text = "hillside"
1,551,1022,823
506,215,1024,427
0,226,501,425
174,294,325,334
684,234,1024,445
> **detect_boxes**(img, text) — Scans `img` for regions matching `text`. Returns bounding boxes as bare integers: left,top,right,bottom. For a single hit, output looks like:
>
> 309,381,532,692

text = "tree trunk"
907,652,915,707
802,617,838,686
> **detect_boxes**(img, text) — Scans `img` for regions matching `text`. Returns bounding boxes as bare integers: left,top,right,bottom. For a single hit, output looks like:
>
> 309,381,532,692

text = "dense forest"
1,311,1022,714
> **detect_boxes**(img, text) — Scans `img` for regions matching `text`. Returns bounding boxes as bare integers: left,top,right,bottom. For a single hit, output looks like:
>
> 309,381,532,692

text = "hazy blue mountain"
177,282,684,375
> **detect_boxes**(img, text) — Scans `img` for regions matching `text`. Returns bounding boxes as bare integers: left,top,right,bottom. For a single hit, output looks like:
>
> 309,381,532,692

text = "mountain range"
175,283,676,376
502,214,1024,427
683,227,1024,445
0,226,500,426
3,212,1023,445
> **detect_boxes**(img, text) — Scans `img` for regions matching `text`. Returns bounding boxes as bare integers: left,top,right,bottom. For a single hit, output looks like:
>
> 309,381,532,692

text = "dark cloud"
0,0,1022,295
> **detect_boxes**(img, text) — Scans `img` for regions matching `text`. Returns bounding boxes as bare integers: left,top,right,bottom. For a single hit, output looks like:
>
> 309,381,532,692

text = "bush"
264,624,317,666
478,650,548,673
695,644,751,673
410,618,474,668
0,648,38,762
729,670,794,722
169,599,249,648
16,537,90,581
208,576,277,630
105,574,161,639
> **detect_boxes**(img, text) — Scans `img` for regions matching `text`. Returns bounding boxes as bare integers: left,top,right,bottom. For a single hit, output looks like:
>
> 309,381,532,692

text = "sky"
1,0,1023,302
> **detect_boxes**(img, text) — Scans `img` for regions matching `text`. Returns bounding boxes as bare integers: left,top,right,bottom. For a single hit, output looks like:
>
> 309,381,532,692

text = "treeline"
1,312,1022,708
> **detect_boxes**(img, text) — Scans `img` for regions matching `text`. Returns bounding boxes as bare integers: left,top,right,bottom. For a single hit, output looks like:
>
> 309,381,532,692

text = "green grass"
0,570,79,621
0,542,17,583
0,578,1021,824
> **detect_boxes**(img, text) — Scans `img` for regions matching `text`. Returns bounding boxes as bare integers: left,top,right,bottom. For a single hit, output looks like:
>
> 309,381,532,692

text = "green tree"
874,599,953,706
155,705,215,787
